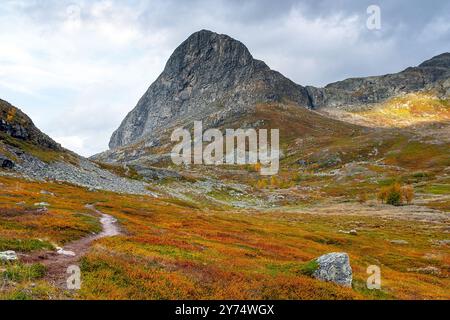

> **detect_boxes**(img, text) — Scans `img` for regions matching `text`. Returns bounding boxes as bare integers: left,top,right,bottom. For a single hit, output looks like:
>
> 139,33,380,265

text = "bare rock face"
109,30,311,149
313,252,353,287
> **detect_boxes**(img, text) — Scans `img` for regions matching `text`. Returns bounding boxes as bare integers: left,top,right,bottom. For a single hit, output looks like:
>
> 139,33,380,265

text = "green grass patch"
298,259,319,277
265,262,299,276
1,263,46,282
423,184,450,195
73,213,102,234
352,279,394,300
0,238,54,252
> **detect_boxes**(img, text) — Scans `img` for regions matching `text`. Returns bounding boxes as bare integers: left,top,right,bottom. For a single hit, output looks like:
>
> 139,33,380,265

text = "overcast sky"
0,0,449,156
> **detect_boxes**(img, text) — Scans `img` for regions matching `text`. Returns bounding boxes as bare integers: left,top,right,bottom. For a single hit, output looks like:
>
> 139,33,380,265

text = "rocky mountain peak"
109,30,309,149
164,29,256,77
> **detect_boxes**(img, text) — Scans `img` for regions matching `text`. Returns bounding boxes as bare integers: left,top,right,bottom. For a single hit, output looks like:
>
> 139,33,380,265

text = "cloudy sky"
0,0,449,156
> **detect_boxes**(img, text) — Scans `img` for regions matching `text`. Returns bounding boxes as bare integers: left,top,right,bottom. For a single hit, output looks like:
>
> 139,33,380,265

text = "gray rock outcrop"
5,150,157,196
313,252,353,287
1,99,159,197
0,250,18,261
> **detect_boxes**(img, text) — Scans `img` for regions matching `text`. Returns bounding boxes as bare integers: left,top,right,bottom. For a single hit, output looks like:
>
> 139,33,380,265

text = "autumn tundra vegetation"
0,161,449,300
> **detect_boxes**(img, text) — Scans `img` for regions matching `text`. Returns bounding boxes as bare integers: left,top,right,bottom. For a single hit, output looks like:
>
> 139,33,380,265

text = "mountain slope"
0,99,156,195
319,92,450,130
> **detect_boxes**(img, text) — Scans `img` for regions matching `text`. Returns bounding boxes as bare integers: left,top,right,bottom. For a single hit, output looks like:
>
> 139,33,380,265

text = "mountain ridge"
306,52,450,109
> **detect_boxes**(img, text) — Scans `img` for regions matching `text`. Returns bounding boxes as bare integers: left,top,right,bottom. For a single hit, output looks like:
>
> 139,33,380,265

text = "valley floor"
0,175,448,300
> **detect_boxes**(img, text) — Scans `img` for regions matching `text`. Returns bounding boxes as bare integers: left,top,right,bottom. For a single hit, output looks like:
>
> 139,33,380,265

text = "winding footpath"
20,204,121,288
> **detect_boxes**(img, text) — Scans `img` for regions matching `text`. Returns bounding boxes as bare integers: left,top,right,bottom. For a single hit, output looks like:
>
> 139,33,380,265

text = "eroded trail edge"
20,204,121,288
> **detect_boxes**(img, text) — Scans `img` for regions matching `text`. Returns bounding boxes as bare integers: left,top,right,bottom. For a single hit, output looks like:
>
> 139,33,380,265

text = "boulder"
0,156,14,169
339,229,358,235
0,250,18,261
390,239,408,245
34,202,50,207
56,247,76,257
40,190,55,196
313,252,353,287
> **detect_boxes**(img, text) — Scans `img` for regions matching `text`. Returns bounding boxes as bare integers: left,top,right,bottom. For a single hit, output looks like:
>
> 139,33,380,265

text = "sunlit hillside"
320,93,450,130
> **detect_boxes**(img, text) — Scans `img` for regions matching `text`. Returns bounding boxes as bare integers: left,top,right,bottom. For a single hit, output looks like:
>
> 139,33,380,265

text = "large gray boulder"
313,252,352,287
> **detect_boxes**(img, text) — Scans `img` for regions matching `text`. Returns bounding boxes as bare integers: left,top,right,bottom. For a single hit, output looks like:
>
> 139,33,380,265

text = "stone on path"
0,250,18,261
56,247,76,257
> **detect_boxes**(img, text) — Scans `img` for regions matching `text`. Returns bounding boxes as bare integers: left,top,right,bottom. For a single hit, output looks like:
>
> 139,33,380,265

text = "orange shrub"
401,185,414,204
377,187,389,203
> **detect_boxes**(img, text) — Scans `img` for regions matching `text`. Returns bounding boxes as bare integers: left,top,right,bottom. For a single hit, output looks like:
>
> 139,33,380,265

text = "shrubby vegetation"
378,183,414,206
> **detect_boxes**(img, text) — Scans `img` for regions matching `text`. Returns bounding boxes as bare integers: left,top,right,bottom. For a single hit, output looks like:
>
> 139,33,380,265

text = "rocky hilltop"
107,30,449,154
0,99,62,151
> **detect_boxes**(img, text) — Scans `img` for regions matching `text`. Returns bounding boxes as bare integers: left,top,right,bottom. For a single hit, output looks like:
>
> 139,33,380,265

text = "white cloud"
0,0,170,156
53,135,84,154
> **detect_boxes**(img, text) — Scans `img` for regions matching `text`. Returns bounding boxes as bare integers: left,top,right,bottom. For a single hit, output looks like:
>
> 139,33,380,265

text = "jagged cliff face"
108,29,449,153
109,30,311,149
0,99,61,151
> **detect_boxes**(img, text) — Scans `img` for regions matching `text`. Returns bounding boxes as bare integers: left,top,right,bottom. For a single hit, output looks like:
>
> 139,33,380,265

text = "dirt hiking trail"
19,204,121,288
